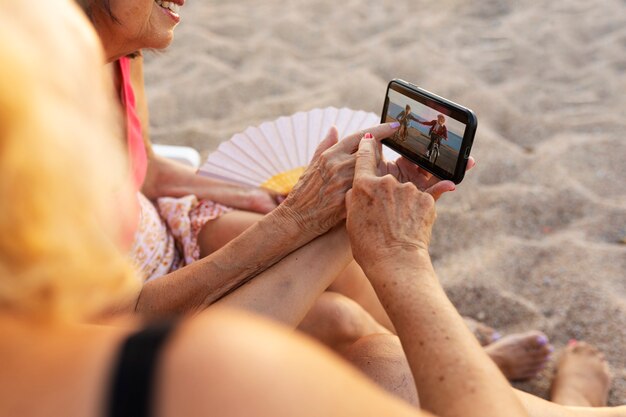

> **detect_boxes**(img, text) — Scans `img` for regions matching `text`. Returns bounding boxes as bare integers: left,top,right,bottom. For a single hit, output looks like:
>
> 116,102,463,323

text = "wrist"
273,201,318,241
266,204,316,245
360,247,434,282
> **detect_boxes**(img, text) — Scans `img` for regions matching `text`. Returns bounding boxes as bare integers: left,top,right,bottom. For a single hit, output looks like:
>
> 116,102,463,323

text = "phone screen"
383,87,469,178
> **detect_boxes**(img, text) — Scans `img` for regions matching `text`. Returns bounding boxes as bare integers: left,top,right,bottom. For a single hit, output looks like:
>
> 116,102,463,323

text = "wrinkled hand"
346,136,439,271
278,123,400,237
376,142,475,201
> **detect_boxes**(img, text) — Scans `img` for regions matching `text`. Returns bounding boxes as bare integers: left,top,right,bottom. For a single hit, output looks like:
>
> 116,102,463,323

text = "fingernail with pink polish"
364,133,373,139
390,122,400,128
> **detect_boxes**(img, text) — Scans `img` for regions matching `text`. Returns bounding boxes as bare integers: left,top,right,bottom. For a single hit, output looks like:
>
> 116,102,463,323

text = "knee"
342,334,405,365
311,292,374,347
198,211,260,257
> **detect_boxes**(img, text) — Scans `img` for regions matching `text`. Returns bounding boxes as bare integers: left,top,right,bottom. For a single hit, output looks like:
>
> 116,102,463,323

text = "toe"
570,341,603,359
522,331,549,350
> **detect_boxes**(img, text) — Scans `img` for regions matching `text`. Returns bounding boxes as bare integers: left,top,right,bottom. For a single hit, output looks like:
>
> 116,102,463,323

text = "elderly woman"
71,0,561,382
1,2,620,416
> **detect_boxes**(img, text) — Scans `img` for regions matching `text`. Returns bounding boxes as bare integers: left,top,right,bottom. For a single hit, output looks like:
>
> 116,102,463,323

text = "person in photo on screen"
395,104,419,143
419,114,448,157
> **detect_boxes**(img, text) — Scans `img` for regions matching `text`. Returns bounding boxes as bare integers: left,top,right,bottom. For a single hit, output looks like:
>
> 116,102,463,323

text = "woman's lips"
154,0,182,22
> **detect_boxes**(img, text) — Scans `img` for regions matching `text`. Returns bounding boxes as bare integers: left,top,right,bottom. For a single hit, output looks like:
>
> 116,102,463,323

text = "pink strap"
119,56,148,191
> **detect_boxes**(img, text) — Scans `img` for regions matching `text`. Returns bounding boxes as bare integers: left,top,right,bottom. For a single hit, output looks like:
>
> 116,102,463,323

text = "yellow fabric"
261,167,305,194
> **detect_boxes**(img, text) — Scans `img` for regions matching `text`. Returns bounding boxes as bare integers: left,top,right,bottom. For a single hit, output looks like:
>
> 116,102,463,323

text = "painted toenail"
568,339,578,347
537,335,548,345
492,332,501,341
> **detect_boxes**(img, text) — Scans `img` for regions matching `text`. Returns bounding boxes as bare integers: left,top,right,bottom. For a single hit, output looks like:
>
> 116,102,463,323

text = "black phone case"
380,79,477,184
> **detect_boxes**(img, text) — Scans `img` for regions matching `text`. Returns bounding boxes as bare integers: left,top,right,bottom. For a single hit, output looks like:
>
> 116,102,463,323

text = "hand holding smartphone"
381,79,477,184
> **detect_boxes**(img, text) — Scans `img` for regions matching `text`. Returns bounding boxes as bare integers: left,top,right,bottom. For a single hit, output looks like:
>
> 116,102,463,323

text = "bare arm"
346,137,529,417
215,224,352,327
365,252,527,417
143,154,281,213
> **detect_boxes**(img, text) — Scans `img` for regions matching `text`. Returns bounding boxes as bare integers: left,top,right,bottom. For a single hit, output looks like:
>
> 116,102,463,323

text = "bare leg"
298,292,389,351
299,294,416,405
198,210,261,257
550,341,612,407
484,331,553,380
328,263,395,332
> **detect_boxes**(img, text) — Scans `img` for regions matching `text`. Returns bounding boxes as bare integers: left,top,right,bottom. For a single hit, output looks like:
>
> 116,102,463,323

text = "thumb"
425,181,456,201
312,125,339,161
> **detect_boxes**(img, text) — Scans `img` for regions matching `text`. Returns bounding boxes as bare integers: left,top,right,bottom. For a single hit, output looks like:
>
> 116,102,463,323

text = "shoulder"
154,308,304,417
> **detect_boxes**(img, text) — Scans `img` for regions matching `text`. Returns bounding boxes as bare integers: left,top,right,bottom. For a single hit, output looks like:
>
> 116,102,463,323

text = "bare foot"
551,341,612,407
463,317,501,346
484,330,553,381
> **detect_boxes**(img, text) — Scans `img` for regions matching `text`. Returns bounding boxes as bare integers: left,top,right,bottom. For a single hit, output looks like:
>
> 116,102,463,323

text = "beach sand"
144,0,626,405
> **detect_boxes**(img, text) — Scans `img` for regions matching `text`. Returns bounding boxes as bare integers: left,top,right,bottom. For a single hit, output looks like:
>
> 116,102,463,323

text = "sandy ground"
144,0,626,405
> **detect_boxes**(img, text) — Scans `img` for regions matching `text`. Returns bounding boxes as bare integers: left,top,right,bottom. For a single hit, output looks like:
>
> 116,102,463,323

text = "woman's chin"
146,31,175,51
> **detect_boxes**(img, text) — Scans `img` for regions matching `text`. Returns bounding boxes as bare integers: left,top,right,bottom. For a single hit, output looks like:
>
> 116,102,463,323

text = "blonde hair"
0,0,139,321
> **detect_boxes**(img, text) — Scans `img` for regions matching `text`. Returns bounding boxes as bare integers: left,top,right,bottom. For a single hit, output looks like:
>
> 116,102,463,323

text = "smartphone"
380,79,477,184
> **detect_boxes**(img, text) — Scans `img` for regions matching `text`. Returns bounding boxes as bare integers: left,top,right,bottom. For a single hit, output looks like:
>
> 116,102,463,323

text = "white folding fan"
198,107,400,194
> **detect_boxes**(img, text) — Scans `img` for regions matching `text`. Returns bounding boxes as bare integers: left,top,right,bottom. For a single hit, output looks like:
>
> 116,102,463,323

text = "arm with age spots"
345,137,528,417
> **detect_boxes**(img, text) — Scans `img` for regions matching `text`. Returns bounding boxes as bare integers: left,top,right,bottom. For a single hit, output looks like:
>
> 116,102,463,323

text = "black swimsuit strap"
107,321,178,417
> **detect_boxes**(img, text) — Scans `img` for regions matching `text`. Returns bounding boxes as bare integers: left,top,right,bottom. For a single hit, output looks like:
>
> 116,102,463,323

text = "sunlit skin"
91,0,184,61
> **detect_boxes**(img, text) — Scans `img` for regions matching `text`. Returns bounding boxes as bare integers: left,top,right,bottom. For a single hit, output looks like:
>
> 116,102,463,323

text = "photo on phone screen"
381,80,477,183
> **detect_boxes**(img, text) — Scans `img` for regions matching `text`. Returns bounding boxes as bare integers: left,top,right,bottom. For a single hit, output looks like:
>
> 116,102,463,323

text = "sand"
144,0,626,405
